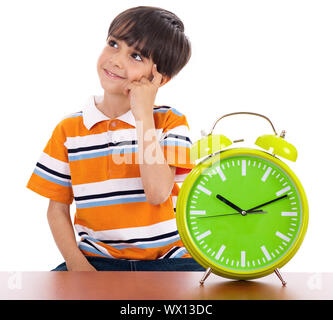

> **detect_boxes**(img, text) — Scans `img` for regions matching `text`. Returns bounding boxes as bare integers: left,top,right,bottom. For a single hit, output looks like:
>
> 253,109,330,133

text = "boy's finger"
130,80,142,86
123,82,133,95
151,64,163,87
139,77,150,84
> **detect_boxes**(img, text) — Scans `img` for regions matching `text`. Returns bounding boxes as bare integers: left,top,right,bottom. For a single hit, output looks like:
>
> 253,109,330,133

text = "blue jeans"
51,256,206,271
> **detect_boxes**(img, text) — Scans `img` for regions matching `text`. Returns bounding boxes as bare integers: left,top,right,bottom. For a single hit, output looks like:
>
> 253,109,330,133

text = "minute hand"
247,195,288,211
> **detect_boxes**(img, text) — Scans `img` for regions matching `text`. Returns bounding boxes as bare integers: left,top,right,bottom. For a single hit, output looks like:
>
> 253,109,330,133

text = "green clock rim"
176,148,309,280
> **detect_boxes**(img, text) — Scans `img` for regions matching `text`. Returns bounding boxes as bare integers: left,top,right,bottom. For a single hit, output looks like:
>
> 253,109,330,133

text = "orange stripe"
75,198,175,231
82,239,188,260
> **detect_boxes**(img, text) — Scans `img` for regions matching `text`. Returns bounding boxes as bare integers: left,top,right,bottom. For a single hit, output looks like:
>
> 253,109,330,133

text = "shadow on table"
198,278,297,300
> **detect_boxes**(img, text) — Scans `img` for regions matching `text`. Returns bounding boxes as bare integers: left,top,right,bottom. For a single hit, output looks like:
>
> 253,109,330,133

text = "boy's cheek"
120,81,131,95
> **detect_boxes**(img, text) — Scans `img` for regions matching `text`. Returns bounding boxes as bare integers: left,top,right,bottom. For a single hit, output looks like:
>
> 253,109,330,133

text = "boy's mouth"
103,69,125,80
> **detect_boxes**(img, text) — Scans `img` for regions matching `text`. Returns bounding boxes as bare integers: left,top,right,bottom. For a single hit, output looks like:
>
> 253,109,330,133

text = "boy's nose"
110,53,124,70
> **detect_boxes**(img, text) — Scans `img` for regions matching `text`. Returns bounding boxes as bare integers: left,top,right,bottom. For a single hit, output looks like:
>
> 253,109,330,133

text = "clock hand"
246,195,288,211
216,194,246,215
197,210,267,219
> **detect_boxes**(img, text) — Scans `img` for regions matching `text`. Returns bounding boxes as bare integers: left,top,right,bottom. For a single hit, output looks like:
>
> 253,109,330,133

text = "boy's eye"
108,40,118,48
132,53,143,62
108,39,143,62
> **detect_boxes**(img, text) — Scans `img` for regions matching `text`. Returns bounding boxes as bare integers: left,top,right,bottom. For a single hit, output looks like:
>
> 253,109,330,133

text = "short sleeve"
159,108,194,183
26,121,73,204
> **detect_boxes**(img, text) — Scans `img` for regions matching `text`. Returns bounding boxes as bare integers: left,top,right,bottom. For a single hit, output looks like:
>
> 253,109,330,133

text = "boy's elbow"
145,190,170,206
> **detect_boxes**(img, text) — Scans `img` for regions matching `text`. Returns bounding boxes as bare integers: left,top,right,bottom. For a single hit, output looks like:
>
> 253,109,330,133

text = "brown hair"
107,6,191,78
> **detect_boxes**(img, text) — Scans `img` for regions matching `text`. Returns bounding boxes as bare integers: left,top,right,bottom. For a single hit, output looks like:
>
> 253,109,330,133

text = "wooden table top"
1,271,331,300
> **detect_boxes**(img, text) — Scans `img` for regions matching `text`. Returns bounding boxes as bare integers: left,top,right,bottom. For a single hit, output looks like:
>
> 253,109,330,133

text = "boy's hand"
125,64,163,121
66,256,97,271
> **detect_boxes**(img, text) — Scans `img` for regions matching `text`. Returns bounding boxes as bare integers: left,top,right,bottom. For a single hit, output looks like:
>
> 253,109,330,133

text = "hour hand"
216,194,246,215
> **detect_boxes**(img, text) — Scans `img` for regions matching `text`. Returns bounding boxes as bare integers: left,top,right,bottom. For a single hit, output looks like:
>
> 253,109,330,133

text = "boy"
27,6,204,272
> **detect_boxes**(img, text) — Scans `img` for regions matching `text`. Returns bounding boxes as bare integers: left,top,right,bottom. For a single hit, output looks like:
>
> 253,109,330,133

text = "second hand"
196,210,267,219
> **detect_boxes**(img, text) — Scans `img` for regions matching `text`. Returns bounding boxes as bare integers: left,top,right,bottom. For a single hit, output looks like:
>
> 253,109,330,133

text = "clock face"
181,151,307,276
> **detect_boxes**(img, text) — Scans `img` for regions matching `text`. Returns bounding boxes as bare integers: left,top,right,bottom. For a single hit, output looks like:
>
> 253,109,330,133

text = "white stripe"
39,152,70,176
241,251,246,267
242,160,246,176
65,130,134,149
196,230,211,241
190,210,206,215
73,177,144,197
75,218,178,242
281,212,298,216
215,245,226,260
197,185,212,196
172,196,178,208
276,231,291,242
159,125,191,141
260,245,272,261
65,128,164,149
261,167,272,182
216,166,226,181
168,247,186,258
276,186,291,196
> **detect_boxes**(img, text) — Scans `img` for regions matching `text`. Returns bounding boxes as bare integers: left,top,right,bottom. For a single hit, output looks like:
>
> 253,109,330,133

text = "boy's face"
97,36,166,96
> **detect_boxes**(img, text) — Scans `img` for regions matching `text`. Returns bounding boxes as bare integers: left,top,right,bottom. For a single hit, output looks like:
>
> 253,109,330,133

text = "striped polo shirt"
27,95,194,260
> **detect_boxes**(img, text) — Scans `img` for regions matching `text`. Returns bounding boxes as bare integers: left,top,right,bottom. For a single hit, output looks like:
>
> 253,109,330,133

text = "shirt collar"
82,95,136,130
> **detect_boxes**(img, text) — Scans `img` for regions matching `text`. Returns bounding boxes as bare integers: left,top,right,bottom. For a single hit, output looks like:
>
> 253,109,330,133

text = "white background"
0,0,332,272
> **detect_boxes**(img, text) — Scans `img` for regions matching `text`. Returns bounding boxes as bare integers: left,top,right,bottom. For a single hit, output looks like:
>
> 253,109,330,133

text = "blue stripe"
113,235,181,250
82,234,181,250
153,109,169,113
34,168,71,187
76,196,147,208
172,247,187,258
153,108,183,117
160,140,191,148
170,108,183,117
78,244,110,257
64,112,83,119
68,146,138,161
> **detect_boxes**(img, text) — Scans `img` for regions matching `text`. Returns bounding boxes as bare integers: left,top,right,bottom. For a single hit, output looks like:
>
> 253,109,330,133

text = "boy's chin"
102,86,129,97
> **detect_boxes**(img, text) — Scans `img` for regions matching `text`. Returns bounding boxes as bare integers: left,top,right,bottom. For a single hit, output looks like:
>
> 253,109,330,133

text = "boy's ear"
159,75,171,88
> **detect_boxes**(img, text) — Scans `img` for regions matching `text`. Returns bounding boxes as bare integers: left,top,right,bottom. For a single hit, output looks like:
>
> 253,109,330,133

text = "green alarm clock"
176,112,308,286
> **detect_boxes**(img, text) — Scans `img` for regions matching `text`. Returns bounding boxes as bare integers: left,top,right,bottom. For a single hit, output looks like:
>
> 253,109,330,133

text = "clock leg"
199,267,212,285
274,268,287,286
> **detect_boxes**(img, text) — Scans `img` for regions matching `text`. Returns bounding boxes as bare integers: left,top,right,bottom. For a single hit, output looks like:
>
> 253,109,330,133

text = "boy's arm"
127,64,177,205
47,199,96,271
136,116,176,205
